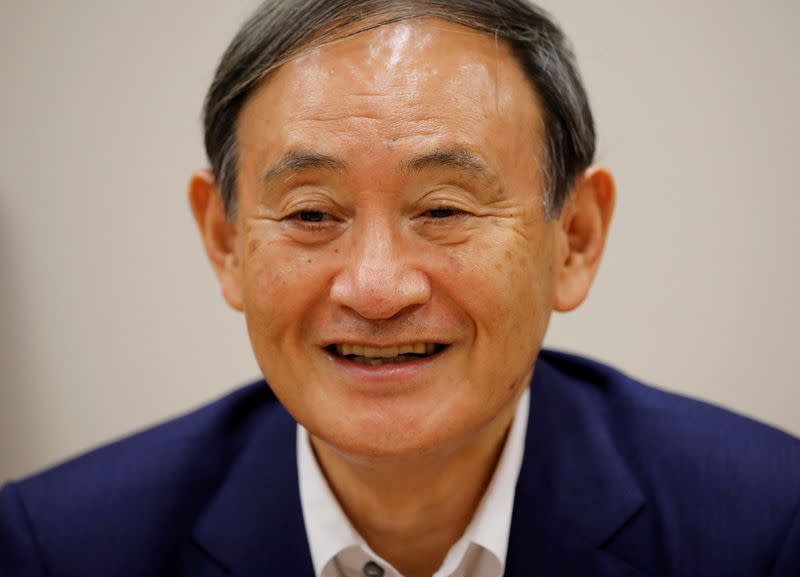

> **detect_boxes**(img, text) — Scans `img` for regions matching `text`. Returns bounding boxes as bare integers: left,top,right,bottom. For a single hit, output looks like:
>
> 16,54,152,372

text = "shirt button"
363,560,384,577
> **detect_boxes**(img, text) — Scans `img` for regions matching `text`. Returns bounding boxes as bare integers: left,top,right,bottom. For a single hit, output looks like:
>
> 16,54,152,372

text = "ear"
553,166,616,312
188,170,244,311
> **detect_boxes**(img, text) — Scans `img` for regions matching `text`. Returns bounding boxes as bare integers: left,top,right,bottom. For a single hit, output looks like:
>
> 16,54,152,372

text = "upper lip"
321,339,449,349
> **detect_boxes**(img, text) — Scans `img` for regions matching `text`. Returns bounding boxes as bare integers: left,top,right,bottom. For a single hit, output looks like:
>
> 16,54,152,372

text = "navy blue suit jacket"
2,350,800,576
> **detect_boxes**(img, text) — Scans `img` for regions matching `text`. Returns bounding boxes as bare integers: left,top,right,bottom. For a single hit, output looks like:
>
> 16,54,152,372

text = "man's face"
229,19,566,457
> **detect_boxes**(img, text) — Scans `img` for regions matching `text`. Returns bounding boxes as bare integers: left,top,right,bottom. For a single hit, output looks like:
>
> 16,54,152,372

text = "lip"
320,339,448,348
322,343,450,388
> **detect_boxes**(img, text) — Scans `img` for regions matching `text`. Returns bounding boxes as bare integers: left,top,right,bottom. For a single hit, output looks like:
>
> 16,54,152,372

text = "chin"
308,395,486,462
323,431,454,463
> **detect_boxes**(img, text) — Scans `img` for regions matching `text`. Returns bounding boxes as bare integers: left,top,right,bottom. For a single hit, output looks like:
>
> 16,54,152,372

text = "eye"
424,207,463,219
291,210,331,223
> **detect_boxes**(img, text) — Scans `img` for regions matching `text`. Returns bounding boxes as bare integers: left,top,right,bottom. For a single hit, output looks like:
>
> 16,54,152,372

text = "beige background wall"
1,0,798,481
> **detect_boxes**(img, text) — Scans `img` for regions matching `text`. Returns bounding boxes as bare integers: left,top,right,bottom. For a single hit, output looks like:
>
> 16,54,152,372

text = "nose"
330,220,431,320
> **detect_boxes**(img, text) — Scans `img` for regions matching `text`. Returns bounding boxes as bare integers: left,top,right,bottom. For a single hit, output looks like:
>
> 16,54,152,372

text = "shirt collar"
297,423,362,574
297,387,530,577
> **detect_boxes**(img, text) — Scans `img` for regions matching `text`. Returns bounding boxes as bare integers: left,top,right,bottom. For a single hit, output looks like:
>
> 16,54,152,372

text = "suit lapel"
180,399,315,577
505,355,649,577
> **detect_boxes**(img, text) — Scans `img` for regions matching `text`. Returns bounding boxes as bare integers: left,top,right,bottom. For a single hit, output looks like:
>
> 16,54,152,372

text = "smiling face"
199,20,580,458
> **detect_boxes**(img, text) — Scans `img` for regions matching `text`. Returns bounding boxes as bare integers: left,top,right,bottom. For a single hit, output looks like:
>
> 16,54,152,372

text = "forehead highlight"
249,18,534,117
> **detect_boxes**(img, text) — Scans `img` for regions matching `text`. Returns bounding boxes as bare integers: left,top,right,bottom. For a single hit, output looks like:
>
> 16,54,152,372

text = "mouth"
325,342,448,366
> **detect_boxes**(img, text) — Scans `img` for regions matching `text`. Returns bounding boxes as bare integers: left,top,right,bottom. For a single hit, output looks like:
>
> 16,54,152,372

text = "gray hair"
203,0,595,219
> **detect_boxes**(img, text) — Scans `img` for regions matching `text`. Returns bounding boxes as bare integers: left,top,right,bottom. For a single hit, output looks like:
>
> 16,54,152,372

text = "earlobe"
553,166,616,312
188,170,244,311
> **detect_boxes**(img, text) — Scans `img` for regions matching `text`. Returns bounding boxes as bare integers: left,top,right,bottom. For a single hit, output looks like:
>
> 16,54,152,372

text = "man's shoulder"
542,349,799,449
12,380,279,490
1,380,288,576
540,348,800,487
534,349,800,574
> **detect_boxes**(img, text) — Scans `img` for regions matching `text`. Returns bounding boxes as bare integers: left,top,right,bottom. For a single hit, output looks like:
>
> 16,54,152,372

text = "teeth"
335,343,438,358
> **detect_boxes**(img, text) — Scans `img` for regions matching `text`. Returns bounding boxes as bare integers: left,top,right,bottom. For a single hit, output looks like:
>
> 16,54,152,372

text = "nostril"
329,257,432,321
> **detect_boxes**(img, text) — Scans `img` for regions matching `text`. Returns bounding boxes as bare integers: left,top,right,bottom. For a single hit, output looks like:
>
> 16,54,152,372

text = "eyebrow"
261,150,346,186
260,147,500,189
401,148,499,185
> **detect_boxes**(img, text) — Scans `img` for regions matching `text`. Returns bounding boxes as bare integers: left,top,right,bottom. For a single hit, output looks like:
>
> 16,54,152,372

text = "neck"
309,386,526,577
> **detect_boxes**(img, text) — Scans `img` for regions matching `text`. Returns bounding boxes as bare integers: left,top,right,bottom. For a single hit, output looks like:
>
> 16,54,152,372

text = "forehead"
237,19,544,169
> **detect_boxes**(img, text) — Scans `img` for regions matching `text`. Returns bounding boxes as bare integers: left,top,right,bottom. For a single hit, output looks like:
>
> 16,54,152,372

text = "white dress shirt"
297,387,530,577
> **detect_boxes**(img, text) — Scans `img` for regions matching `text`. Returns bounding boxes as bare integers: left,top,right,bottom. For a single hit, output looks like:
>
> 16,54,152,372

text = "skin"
190,19,614,577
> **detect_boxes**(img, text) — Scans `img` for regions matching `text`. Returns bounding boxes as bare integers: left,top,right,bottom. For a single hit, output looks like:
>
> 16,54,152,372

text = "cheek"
444,224,554,361
241,237,328,332
450,228,546,308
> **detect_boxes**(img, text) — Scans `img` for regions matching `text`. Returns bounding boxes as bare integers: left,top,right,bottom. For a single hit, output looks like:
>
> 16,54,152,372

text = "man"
1,0,799,575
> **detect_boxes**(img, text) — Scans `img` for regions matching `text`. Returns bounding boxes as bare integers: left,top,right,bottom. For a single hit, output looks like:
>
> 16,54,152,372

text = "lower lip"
324,347,448,387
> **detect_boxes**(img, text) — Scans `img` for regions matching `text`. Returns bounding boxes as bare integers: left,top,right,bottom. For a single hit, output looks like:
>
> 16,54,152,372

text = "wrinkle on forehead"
239,19,546,188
